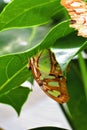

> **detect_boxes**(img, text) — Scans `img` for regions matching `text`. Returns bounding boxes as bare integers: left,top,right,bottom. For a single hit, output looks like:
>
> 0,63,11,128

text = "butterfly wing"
29,49,69,104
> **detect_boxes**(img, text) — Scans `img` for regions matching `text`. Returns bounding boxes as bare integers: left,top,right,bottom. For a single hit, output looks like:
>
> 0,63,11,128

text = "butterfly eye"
28,49,69,104
61,0,87,38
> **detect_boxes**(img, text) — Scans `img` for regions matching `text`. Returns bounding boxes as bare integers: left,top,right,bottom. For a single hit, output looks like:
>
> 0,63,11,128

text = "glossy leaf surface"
0,0,62,31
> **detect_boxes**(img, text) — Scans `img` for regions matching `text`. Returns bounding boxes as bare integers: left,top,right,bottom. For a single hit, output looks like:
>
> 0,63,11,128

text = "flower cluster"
61,0,87,38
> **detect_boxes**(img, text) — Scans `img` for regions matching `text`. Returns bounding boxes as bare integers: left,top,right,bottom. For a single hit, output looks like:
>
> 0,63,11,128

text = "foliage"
0,0,87,130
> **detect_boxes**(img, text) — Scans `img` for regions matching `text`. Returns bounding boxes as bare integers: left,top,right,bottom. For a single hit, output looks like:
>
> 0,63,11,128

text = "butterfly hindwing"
29,49,69,103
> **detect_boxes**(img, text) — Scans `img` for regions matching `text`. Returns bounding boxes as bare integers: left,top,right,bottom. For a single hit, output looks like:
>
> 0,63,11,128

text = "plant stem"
78,53,87,98
59,104,76,130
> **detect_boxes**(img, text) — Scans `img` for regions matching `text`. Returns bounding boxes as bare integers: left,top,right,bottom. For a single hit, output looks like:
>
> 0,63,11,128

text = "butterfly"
61,0,87,38
28,49,69,104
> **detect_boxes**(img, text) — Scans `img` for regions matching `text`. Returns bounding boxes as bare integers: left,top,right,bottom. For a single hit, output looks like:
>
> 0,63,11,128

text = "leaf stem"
59,104,76,130
78,52,87,98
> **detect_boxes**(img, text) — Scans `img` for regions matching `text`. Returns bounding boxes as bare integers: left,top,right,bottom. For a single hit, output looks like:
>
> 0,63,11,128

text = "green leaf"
33,20,74,50
66,60,87,130
51,32,87,71
0,28,32,54
28,25,51,49
0,53,31,96
0,0,62,31
28,74,34,84
0,86,31,115
0,25,50,55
